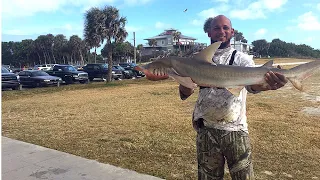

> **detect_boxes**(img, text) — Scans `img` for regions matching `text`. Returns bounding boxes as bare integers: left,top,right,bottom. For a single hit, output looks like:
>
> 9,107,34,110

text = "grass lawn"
2,60,320,180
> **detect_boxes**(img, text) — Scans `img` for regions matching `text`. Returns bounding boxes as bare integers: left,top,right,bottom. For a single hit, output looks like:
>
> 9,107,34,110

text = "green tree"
84,7,104,63
252,39,270,57
101,6,128,82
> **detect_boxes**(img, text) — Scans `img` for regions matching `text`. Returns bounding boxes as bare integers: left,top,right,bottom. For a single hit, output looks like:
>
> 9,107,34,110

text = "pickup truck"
46,64,89,84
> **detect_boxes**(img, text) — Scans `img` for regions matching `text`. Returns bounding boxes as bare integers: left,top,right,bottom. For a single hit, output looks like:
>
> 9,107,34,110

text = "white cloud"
297,12,320,31
254,28,267,37
230,0,287,20
126,26,143,32
155,22,171,29
190,6,229,27
191,20,203,26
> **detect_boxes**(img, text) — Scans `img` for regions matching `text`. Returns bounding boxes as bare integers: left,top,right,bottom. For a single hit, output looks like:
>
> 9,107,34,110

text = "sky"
2,0,320,53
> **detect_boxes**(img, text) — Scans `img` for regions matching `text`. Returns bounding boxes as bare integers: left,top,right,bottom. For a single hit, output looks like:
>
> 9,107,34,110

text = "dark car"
1,67,21,90
113,65,134,79
82,63,123,81
118,62,145,77
18,70,62,87
46,65,89,84
82,63,108,81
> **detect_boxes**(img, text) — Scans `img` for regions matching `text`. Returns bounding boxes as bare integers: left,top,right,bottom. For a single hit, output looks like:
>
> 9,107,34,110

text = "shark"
135,41,320,95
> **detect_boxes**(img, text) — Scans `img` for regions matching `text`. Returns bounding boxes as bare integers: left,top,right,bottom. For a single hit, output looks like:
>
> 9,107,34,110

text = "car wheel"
89,77,94,81
65,77,73,84
12,84,22,90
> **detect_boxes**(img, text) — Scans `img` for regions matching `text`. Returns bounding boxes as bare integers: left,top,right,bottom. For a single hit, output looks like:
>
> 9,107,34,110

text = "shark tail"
286,60,320,91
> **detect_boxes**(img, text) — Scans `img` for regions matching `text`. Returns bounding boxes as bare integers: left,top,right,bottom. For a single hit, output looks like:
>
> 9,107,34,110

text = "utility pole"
133,32,136,64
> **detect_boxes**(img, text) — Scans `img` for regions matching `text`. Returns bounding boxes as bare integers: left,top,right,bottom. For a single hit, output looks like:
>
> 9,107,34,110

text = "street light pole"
133,32,136,64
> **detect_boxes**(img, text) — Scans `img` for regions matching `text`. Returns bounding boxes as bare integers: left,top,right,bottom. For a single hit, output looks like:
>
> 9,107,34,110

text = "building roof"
144,29,197,40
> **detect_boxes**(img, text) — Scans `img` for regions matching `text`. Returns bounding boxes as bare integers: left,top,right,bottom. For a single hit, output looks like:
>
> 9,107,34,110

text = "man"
145,15,287,179
178,15,288,180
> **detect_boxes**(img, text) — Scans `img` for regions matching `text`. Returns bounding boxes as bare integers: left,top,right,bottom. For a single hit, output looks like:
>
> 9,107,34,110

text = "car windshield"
32,71,49,76
63,66,77,72
1,67,10,73
116,66,125,71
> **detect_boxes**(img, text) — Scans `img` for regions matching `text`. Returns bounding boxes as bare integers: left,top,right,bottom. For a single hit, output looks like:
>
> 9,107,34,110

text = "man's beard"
211,38,231,49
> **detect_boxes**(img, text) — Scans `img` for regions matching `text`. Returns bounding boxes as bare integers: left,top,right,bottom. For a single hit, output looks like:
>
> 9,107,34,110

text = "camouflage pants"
197,124,254,180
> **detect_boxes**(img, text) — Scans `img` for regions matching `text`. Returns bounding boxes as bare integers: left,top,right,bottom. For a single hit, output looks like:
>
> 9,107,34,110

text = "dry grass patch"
2,59,320,180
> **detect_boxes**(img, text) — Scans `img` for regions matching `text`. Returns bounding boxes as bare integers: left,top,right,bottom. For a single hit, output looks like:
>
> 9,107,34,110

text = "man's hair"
203,17,213,33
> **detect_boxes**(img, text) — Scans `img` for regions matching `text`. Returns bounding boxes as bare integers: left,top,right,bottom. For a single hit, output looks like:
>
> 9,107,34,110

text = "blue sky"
2,0,320,53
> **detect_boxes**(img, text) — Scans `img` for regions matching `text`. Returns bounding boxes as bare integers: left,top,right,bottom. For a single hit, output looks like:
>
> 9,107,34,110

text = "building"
142,28,207,56
230,40,254,54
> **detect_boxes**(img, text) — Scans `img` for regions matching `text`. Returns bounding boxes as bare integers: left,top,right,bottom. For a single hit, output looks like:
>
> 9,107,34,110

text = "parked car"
1,67,21,90
112,65,123,80
82,63,122,81
113,65,134,79
34,64,57,71
18,70,62,87
118,62,145,77
46,65,89,84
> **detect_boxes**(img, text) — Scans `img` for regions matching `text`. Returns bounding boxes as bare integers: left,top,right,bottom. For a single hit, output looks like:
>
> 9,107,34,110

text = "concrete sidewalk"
2,137,164,180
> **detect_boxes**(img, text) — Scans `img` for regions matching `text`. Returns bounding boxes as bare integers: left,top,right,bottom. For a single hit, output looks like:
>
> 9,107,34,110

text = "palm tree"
68,35,84,65
148,39,157,58
84,7,104,63
173,31,181,54
101,6,128,82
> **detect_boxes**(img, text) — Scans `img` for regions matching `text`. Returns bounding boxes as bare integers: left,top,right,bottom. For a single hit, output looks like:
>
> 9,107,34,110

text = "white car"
34,64,57,71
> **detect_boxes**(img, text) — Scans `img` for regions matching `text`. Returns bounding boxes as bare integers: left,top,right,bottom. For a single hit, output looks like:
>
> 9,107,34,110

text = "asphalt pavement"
2,137,164,180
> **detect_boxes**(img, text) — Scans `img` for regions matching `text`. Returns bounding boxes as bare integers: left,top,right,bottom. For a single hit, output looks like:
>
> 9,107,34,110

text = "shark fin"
262,60,274,67
287,77,304,91
167,69,197,89
194,41,222,63
226,87,244,96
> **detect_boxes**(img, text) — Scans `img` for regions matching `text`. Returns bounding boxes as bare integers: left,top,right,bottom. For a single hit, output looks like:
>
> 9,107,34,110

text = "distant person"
145,15,288,179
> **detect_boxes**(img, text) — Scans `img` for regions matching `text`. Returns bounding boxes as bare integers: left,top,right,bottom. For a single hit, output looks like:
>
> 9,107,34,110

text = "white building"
231,40,254,54
142,28,207,56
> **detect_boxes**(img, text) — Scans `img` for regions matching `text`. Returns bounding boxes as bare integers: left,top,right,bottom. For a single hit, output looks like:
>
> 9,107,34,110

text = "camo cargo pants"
196,122,254,180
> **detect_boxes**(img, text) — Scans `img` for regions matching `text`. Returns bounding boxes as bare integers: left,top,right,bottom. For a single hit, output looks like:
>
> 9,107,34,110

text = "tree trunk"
43,52,47,64
107,40,113,82
94,47,97,63
52,51,56,64
79,49,84,65
37,52,41,64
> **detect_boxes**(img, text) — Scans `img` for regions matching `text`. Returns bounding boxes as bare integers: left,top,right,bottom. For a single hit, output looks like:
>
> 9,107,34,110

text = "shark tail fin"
287,77,303,91
286,60,320,91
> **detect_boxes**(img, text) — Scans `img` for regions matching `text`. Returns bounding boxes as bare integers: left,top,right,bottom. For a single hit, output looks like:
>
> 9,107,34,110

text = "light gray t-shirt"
192,47,256,133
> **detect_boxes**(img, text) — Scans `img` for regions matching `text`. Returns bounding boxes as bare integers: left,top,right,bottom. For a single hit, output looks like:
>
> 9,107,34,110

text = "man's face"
209,17,234,44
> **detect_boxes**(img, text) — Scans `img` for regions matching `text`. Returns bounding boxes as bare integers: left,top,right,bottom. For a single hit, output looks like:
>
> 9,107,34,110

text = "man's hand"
250,65,288,91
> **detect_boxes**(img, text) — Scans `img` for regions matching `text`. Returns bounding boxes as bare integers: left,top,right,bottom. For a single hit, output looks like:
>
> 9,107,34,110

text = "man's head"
207,15,234,48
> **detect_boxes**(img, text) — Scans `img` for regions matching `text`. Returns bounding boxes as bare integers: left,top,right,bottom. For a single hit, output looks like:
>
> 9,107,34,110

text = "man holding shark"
139,15,307,179
181,15,287,180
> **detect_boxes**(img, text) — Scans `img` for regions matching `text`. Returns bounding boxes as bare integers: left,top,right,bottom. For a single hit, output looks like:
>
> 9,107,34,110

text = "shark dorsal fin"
194,41,222,63
262,60,274,67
